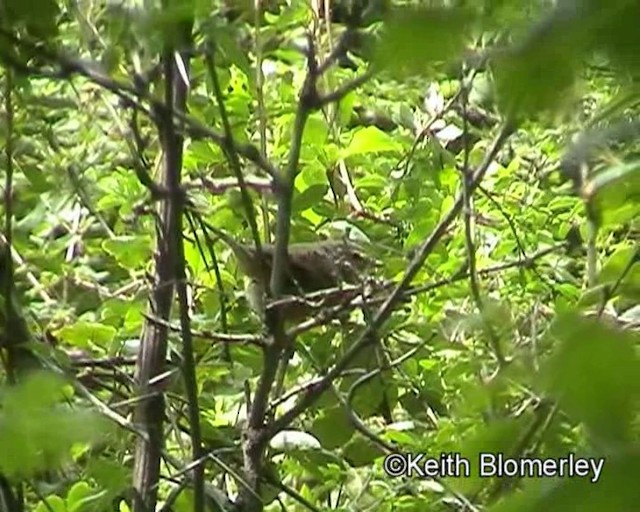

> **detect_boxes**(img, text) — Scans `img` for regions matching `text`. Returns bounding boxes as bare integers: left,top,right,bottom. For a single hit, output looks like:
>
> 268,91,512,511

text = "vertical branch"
1,55,15,382
254,0,271,243
269,40,318,302
203,50,265,261
131,9,194,512
172,66,205,512
0,53,24,512
236,35,320,512
583,163,599,289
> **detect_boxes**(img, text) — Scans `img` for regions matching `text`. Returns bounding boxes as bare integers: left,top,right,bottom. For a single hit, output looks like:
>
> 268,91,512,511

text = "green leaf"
588,87,640,127
311,406,354,449
70,491,109,512
302,115,329,147
101,45,123,74
184,141,221,170
339,93,356,126
590,1,640,71
214,26,254,87
66,482,92,511
490,453,640,512
35,495,66,512
340,126,402,159
374,7,475,78
22,165,52,193
597,246,638,285
493,10,586,119
0,373,107,478
292,183,327,212
54,321,117,350
355,173,388,190
454,418,525,495
296,162,327,190
87,458,130,497
541,313,640,444
4,0,60,38
342,436,385,467
102,236,152,270
589,161,640,226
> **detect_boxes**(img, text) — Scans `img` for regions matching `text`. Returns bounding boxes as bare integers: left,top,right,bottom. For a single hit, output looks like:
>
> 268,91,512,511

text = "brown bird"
205,225,375,321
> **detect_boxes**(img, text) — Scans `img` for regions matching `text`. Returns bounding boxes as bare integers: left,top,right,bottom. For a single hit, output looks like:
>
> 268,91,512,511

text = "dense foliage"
0,0,639,511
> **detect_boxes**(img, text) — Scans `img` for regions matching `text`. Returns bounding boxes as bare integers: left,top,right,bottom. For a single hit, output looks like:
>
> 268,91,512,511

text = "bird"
204,224,376,321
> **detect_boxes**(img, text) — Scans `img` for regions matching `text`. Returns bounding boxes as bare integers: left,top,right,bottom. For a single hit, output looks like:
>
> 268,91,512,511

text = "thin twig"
459,73,506,366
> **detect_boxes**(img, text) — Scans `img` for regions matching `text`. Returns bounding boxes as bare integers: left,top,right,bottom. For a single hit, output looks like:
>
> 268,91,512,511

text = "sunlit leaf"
54,321,117,349
34,495,65,512
340,126,402,159
102,236,153,270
